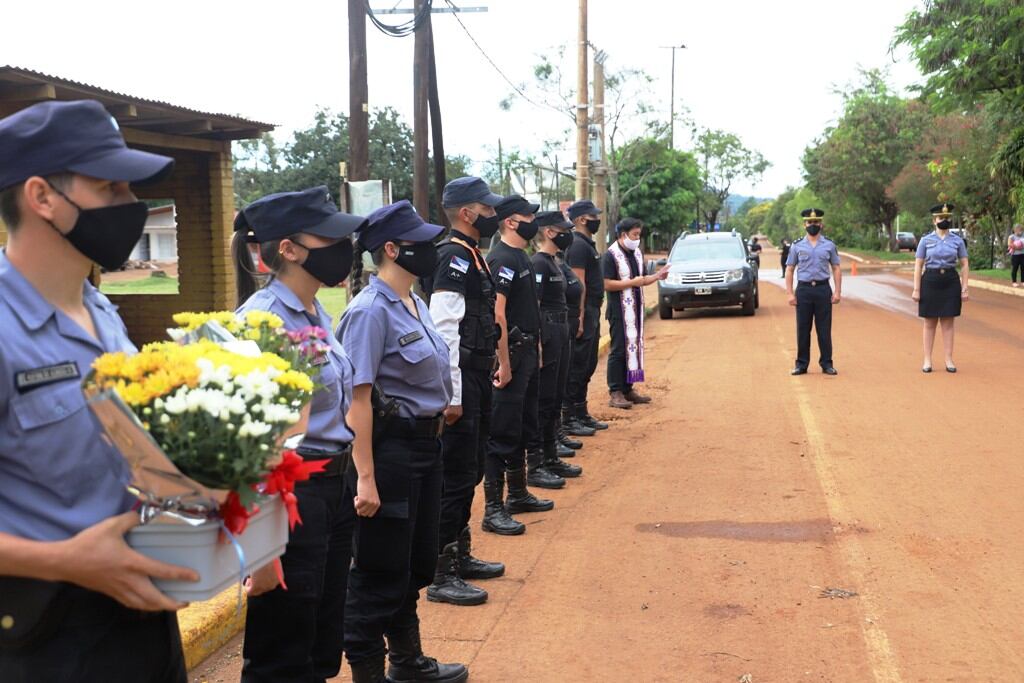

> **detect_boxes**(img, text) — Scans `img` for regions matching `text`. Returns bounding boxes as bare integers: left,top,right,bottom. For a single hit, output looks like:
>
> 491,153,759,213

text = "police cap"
495,194,540,222
442,176,503,208
567,199,602,221
801,208,825,220
930,203,955,216
535,210,572,229
234,186,366,243
358,200,445,251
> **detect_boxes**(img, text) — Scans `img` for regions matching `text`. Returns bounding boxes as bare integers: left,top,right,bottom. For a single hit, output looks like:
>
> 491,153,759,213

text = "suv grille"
680,270,727,284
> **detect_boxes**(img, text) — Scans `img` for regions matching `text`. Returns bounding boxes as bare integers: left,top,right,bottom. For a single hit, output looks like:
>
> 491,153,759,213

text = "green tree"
617,139,701,247
694,129,770,229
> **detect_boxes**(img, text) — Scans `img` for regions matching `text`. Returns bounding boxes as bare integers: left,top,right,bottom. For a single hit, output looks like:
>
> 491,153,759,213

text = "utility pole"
348,0,369,181
426,18,449,227
412,0,430,218
592,49,608,252
575,0,589,200
660,44,686,150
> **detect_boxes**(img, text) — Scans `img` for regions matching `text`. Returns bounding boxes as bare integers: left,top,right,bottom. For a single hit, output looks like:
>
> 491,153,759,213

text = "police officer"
424,177,505,607
912,203,969,373
564,199,609,433
527,211,583,484
558,250,586,453
481,195,553,536
338,200,466,683
0,100,197,682
779,238,792,278
785,208,842,375
230,187,365,682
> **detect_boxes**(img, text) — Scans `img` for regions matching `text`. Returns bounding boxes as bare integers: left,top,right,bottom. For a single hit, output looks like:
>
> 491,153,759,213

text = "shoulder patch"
498,266,515,282
535,272,543,284
449,256,470,274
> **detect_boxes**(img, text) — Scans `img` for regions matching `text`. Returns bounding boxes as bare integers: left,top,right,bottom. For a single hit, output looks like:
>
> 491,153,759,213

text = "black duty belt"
798,279,830,287
296,445,352,477
925,267,956,275
458,347,496,372
541,310,568,323
384,414,446,440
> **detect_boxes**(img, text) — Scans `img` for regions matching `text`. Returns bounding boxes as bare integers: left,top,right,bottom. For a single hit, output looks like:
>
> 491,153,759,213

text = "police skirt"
919,268,962,318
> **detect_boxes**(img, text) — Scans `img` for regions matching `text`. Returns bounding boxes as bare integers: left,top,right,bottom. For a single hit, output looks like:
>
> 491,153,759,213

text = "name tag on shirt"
399,331,424,347
15,361,80,393
519,269,530,278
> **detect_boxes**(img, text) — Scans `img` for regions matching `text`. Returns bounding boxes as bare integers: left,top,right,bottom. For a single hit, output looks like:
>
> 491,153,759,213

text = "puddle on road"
636,518,834,543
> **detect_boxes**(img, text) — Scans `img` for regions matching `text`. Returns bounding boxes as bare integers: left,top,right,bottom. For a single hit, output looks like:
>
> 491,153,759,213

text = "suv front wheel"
742,291,756,316
659,301,673,319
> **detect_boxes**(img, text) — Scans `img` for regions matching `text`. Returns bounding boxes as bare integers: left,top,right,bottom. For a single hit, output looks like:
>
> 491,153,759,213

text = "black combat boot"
526,448,565,489
457,526,505,579
350,656,387,683
506,467,555,513
386,626,469,683
543,443,582,478
480,476,525,535
563,407,596,437
426,542,487,606
578,402,609,430
556,440,576,458
558,423,583,450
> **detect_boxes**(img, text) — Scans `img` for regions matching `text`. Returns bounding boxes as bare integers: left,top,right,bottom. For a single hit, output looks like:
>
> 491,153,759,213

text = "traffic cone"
851,261,858,276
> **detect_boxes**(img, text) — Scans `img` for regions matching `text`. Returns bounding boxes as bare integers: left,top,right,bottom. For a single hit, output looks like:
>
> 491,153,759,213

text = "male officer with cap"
0,100,196,682
785,208,842,375
424,177,506,606
564,199,609,434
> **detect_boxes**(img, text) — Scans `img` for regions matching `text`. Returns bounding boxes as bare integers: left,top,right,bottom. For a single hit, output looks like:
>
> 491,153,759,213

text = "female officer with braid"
230,186,365,683
338,200,467,683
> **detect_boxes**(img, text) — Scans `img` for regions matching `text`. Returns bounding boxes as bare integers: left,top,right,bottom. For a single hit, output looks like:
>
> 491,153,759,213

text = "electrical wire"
365,0,433,37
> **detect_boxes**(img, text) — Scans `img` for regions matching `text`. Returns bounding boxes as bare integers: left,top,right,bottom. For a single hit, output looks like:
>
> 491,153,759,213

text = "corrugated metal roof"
0,65,275,140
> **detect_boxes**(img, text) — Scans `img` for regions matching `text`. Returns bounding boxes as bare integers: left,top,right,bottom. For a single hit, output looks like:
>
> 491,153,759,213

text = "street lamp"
660,44,686,149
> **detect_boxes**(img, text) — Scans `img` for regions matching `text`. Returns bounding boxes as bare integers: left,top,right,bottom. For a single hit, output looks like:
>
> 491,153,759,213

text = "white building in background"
129,204,178,262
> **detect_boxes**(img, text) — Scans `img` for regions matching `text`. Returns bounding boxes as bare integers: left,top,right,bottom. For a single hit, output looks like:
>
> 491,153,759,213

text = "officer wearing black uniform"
424,177,506,607
558,257,585,452
526,211,583,485
785,208,842,375
481,195,553,536
565,200,609,434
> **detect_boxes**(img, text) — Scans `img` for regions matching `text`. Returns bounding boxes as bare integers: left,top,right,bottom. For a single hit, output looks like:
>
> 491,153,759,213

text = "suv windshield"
671,240,745,262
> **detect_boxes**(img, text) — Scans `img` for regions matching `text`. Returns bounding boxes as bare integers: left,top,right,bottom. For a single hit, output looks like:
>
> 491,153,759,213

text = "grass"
318,287,349,321
100,275,180,295
972,268,1012,281
839,247,917,262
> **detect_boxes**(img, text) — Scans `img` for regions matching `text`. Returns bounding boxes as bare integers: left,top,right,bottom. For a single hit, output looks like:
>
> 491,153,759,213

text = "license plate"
694,286,712,295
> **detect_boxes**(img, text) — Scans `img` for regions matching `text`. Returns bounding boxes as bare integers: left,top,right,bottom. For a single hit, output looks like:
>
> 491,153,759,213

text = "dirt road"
193,270,1024,682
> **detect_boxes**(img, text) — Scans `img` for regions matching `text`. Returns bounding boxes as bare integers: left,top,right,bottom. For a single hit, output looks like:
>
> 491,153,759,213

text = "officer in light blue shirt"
785,208,842,375
0,99,196,681
230,186,366,681
335,200,467,683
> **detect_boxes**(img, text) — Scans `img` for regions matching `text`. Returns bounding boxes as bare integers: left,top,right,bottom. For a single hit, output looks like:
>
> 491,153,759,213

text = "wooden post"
348,0,369,181
592,55,608,252
413,0,430,217
427,20,449,227
575,0,589,200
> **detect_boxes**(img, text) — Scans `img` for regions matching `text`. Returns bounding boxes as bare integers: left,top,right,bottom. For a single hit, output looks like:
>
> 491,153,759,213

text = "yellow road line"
793,387,903,683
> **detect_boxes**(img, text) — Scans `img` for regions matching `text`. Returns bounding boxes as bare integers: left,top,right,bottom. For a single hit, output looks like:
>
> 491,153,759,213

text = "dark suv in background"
657,232,759,319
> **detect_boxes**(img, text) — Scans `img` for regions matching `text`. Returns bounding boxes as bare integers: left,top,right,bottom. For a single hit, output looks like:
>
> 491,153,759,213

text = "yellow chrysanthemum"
244,311,284,330
275,370,314,393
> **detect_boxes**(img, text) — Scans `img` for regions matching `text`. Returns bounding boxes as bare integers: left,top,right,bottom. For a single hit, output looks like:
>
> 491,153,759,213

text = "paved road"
193,267,1024,682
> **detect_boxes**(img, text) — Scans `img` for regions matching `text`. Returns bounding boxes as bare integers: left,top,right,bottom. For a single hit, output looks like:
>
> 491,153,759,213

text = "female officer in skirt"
230,186,365,682
912,203,970,373
338,200,467,683
527,211,583,485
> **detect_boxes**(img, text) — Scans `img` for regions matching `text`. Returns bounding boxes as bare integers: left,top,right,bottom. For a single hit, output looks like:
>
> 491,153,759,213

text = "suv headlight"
666,272,685,285
725,268,745,283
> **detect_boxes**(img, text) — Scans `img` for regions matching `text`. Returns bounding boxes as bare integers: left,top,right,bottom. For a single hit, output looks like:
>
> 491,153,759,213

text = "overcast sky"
2,0,926,197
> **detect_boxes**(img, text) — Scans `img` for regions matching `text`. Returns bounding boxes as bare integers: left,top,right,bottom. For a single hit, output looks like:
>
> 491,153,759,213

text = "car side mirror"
656,258,667,266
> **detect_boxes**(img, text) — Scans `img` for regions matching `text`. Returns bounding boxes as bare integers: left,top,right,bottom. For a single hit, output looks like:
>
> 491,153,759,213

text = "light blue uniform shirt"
237,278,354,450
786,236,840,281
0,251,137,541
916,231,967,269
336,276,452,418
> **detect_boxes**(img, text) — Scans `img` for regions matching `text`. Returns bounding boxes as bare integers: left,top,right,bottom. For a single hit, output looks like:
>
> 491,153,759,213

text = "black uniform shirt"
566,230,604,307
561,256,582,313
532,251,567,312
486,239,540,334
601,247,642,321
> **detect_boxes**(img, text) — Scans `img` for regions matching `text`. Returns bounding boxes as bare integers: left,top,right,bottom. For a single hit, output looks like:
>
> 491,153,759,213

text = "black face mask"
937,219,952,231
394,241,438,278
805,224,822,236
47,188,148,271
472,212,500,239
552,230,574,251
514,219,539,241
585,218,601,233
299,238,353,287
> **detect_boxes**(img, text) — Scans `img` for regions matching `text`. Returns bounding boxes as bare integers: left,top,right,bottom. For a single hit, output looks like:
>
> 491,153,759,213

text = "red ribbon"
220,491,256,536
262,449,329,530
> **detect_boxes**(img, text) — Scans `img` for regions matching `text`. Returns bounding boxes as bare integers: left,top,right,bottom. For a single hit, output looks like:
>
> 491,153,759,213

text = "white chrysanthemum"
262,403,299,424
163,389,189,415
238,420,272,438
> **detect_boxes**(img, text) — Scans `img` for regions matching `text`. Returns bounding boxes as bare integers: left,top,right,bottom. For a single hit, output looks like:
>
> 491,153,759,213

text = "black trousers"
344,434,442,664
795,282,833,369
1012,253,1024,283
529,313,570,453
0,586,185,683
606,314,632,394
485,345,539,480
243,465,355,683
562,312,579,412
437,364,492,550
566,303,601,409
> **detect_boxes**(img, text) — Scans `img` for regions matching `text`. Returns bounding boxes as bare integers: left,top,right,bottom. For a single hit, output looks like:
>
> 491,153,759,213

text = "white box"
127,495,288,602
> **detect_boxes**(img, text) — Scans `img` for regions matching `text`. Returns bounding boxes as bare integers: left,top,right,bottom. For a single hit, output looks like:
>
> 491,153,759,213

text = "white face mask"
623,236,641,251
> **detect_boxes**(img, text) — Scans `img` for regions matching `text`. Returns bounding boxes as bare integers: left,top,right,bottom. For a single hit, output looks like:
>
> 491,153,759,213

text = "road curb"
970,278,1024,298
180,588,247,671
597,304,657,356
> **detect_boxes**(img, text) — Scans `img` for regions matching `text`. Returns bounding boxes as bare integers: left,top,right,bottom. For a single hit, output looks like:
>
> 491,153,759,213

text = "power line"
365,0,433,37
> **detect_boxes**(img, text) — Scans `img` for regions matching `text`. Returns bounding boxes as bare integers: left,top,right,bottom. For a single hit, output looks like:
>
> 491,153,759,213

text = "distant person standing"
748,236,762,267
785,209,841,376
912,203,969,373
1009,223,1024,287
779,238,791,278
